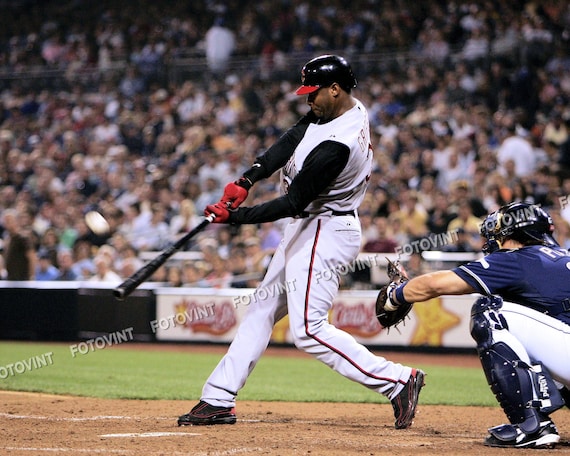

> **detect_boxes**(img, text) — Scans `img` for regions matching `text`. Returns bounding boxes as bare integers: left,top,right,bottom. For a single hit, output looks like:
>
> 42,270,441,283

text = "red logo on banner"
174,299,237,335
332,301,382,338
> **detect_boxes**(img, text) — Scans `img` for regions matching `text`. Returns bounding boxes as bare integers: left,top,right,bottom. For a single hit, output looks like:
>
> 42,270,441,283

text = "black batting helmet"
295,55,357,95
480,202,558,253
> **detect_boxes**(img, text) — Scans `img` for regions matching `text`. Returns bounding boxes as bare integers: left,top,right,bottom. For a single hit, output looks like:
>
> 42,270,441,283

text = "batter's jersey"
453,245,570,325
280,100,372,214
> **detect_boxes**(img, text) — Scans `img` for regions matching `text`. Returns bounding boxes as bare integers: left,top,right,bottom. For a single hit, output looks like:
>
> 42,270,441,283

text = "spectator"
132,203,171,251
181,261,208,286
166,265,183,287
132,38,165,86
201,253,233,288
2,208,37,280
543,112,568,147
0,254,6,279
195,177,222,212
359,210,378,248
169,198,202,239
118,202,152,249
257,222,282,252
88,254,121,282
227,244,255,288
441,228,479,253
497,123,536,178
150,264,169,283
205,17,236,75
243,236,271,278
422,29,450,64
214,226,234,260
38,227,60,268
92,114,121,145
71,240,96,280
116,257,138,279
437,149,471,192
363,217,399,253
427,191,456,235
404,252,428,278
35,249,60,280
490,21,521,64
389,190,429,240
461,27,489,64
112,235,143,275
198,151,231,190
447,200,483,250
119,66,146,99
56,248,78,280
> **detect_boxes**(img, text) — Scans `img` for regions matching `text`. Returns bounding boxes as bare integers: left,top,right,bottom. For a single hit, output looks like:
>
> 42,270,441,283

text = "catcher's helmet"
480,202,558,253
295,55,357,95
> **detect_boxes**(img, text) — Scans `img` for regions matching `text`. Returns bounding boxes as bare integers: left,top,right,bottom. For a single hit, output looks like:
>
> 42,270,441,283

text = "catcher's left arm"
375,265,477,329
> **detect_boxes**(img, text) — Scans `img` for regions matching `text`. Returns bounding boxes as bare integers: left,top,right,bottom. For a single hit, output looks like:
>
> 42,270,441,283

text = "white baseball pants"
201,214,412,407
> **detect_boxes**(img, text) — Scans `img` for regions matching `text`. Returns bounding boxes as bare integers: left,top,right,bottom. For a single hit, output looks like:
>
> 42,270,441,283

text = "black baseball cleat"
391,368,425,429
484,421,560,449
177,400,236,426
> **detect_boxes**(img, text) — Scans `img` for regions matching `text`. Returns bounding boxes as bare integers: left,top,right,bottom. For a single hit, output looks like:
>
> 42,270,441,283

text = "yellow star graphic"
411,297,461,346
271,315,290,343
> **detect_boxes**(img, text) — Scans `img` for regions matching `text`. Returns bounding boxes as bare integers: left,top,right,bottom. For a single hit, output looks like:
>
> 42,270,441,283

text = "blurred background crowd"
0,0,569,289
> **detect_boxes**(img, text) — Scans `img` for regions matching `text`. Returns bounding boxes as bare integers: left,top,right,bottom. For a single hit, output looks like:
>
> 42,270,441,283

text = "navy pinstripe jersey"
453,245,570,325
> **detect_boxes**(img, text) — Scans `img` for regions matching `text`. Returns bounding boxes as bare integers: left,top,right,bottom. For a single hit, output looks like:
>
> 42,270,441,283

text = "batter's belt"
297,209,356,218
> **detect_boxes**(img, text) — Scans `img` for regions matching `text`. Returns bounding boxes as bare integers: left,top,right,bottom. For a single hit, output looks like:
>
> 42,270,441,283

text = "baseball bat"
113,214,215,300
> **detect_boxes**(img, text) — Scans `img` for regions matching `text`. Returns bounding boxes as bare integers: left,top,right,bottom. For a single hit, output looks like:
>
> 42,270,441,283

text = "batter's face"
306,84,340,121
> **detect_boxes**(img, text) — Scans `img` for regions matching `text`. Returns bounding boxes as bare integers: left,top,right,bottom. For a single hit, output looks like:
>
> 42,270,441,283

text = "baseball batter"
178,55,425,429
378,202,570,448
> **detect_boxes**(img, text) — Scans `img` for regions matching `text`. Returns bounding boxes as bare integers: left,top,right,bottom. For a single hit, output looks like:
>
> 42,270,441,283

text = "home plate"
100,432,201,438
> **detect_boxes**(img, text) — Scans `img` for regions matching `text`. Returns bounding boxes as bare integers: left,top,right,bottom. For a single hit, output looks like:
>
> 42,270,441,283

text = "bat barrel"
114,287,127,300
112,215,214,301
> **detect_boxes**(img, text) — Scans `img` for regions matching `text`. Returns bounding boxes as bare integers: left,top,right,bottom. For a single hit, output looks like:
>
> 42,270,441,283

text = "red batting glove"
204,202,230,223
219,178,250,210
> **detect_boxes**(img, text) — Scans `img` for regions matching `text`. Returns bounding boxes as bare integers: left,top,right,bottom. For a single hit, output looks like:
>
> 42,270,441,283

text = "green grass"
0,341,496,406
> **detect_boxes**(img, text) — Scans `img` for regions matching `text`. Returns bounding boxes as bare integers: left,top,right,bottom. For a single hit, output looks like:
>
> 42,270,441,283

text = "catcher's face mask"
480,210,502,254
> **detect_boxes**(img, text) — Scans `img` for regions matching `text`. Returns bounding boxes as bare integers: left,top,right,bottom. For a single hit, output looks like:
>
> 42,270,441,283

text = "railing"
0,42,500,92
138,250,482,287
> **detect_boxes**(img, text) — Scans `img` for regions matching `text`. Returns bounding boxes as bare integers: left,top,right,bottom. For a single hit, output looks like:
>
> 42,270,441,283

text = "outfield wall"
0,282,477,350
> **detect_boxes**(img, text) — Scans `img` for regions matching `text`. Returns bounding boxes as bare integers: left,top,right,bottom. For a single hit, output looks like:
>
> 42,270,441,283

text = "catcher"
376,202,570,449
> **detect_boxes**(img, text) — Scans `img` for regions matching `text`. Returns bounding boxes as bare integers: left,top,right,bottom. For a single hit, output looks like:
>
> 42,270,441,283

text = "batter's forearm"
229,196,297,224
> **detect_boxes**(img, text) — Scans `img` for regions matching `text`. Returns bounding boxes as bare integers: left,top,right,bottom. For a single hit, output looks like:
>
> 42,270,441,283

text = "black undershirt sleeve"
241,112,317,186
229,140,350,224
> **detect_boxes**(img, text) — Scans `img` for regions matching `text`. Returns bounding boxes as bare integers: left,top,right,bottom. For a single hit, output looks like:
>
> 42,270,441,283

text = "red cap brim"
295,85,320,95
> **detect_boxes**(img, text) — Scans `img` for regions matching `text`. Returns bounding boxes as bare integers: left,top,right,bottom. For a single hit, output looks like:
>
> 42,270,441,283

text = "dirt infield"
2,347,570,455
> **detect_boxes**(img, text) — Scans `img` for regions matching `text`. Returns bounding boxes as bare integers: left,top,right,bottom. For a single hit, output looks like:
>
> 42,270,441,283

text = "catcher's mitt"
375,258,413,329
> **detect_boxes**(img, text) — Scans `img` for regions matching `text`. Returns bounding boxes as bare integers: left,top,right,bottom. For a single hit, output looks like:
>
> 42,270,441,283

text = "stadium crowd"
0,0,569,288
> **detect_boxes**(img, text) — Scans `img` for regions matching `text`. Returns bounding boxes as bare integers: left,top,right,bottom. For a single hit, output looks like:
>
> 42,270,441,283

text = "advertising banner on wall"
154,288,479,349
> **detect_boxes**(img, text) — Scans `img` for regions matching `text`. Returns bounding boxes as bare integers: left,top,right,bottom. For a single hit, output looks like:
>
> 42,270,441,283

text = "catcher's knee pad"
469,295,507,349
476,341,564,434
